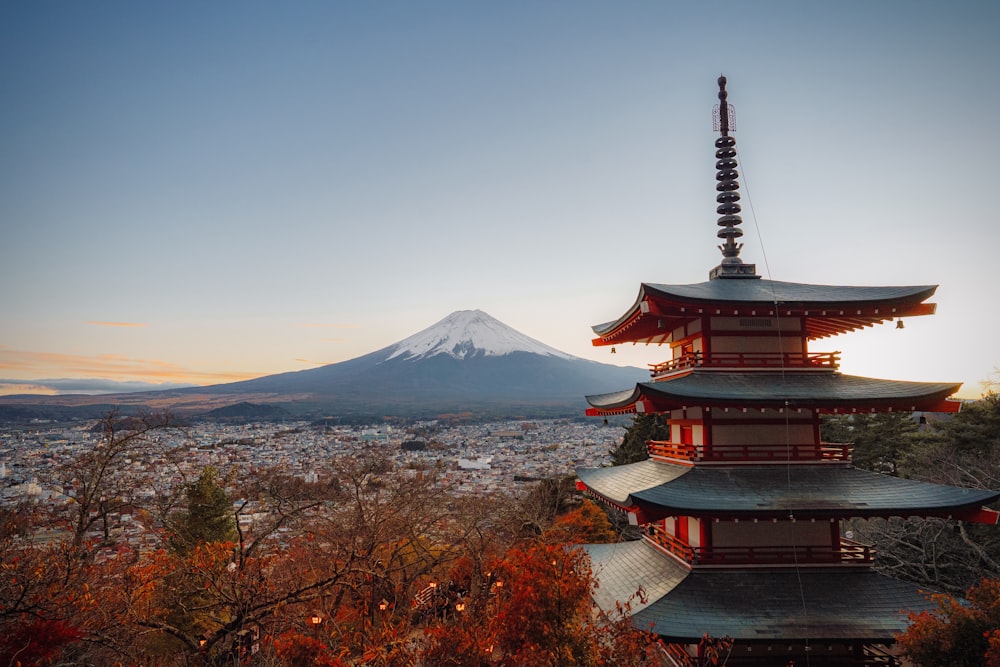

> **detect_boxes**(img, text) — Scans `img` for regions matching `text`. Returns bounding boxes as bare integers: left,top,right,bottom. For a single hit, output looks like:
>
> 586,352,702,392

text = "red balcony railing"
649,351,840,378
644,525,874,567
647,440,854,463
644,524,694,562
647,440,696,461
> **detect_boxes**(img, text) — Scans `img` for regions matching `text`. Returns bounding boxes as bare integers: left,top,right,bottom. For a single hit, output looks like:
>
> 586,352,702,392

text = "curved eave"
591,281,938,346
584,540,937,642
628,465,1000,519
576,459,690,506
585,372,962,415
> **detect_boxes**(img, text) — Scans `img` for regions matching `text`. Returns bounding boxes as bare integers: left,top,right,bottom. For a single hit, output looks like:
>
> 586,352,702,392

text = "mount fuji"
385,310,577,362
0,310,645,420
189,309,644,416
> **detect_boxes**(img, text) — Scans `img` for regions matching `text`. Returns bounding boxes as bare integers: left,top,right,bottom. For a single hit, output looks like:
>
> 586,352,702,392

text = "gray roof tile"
586,371,960,411
582,540,938,642
577,462,1000,516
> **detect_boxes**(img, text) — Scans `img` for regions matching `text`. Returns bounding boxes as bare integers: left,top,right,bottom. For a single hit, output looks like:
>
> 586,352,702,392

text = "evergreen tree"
820,412,919,474
171,466,236,554
609,414,670,466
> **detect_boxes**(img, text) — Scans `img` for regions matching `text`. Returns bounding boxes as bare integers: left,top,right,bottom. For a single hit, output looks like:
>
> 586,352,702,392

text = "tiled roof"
583,540,938,642
576,459,689,505
629,465,1000,517
643,280,937,306
584,540,689,616
592,280,937,336
585,371,960,411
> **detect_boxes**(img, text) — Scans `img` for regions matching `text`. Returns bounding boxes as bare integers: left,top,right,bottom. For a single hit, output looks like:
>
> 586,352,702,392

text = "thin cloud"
0,378,192,396
86,321,149,328
0,382,59,397
0,349,260,387
294,358,332,366
321,338,350,343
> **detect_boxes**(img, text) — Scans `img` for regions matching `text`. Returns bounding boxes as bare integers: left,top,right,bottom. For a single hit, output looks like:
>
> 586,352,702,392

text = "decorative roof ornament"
709,75,758,280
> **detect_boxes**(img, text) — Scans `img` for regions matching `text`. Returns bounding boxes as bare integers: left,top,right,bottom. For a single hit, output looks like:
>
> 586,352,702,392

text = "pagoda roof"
574,459,689,506
585,371,961,414
577,462,1000,519
585,540,937,642
592,279,937,344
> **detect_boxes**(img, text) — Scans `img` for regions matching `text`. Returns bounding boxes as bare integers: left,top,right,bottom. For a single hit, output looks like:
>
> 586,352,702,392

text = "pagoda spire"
709,75,758,280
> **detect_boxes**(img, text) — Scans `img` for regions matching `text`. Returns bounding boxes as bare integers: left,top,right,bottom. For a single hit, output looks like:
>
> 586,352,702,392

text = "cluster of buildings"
0,418,618,515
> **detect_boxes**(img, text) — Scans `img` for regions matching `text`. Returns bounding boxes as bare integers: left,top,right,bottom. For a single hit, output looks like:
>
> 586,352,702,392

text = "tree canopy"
609,414,669,466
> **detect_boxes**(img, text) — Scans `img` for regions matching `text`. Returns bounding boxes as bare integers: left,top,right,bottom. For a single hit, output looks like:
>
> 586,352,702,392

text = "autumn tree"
72,454,479,667
0,538,92,664
422,541,661,666
60,410,174,548
0,617,83,667
897,577,1000,667
513,475,581,537
542,498,617,545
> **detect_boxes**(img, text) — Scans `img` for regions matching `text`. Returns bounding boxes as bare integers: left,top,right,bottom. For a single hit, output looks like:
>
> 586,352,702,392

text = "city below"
1,416,619,547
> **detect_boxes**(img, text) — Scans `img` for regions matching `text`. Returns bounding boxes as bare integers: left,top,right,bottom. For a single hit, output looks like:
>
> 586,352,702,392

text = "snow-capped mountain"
189,309,645,416
385,310,575,362
0,311,646,419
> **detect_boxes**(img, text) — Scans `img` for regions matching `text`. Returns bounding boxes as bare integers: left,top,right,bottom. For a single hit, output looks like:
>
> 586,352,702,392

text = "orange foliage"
543,498,617,544
898,578,1000,667
422,541,662,667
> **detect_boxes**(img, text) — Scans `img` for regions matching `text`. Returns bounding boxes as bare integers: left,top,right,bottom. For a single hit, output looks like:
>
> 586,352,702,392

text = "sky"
1,1,998,399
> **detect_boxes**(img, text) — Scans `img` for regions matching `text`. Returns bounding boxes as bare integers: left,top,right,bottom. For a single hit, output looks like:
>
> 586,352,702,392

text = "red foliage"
273,629,349,667
898,578,1000,667
422,541,662,666
0,617,83,667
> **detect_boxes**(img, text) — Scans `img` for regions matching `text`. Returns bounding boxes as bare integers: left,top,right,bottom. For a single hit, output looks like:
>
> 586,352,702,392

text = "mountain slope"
197,310,644,413
0,310,646,419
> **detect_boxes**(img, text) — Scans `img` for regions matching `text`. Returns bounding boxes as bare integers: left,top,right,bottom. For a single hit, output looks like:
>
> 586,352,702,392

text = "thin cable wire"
741,153,812,665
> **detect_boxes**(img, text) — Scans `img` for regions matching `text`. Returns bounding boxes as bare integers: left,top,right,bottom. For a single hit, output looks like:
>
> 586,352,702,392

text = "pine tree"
609,414,670,466
171,466,236,554
821,412,919,474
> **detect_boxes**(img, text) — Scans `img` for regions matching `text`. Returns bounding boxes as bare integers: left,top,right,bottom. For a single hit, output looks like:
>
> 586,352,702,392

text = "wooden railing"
647,440,854,463
644,525,694,562
644,525,874,567
647,441,696,461
649,351,840,377
660,643,694,667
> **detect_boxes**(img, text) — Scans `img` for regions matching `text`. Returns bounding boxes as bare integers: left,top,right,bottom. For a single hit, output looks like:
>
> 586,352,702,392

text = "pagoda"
575,77,1000,667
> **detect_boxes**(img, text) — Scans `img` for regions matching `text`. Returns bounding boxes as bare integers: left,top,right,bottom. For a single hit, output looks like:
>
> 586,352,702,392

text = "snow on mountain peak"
384,310,576,362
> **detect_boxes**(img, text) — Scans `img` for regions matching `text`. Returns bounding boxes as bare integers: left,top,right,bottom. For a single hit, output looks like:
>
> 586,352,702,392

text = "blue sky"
1,1,998,397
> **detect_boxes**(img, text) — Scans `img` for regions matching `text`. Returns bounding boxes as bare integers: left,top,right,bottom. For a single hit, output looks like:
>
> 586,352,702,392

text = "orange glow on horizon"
0,348,261,388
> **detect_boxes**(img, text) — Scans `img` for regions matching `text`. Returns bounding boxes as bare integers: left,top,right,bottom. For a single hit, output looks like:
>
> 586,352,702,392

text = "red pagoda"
575,77,1000,667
